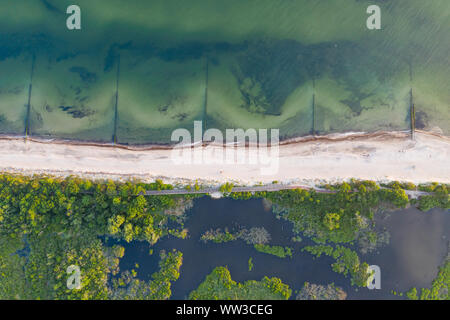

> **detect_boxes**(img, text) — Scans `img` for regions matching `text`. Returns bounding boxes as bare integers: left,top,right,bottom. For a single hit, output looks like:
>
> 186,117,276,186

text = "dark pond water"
113,198,449,300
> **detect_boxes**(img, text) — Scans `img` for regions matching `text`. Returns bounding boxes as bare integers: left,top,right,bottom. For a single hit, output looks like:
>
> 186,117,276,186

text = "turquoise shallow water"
0,0,448,144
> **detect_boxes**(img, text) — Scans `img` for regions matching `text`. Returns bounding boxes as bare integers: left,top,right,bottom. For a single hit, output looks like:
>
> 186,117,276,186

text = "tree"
323,213,340,231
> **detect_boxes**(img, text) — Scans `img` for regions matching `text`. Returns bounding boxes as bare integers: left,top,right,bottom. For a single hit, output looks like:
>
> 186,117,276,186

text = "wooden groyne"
409,63,416,141
410,88,416,141
24,54,36,137
311,78,316,135
202,57,209,139
112,54,121,144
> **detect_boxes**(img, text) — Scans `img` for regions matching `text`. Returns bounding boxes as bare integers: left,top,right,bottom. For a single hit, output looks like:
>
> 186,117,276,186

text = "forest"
189,266,292,300
0,173,448,299
0,174,194,299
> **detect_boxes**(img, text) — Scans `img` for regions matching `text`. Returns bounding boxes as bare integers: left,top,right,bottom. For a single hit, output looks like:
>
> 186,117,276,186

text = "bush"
240,227,271,245
254,244,292,258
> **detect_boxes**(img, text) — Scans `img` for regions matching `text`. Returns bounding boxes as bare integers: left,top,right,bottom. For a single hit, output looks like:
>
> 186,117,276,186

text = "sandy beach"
0,130,448,186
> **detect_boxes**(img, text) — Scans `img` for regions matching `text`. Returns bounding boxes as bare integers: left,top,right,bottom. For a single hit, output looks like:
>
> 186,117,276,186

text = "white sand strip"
0,131,448,185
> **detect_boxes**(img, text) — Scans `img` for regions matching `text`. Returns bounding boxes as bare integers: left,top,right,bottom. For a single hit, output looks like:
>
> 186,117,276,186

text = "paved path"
143,185,434,198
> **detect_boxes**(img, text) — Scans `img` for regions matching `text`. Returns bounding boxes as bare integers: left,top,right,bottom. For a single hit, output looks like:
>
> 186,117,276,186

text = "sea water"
0,0,448,144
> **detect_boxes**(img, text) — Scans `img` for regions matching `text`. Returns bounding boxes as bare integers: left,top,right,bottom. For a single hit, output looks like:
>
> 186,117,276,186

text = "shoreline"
3,129,446,150
0,130,449,187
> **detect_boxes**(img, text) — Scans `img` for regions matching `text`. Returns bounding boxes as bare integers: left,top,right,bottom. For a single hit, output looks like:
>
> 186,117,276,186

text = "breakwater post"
408,63,415,141
112,54,120,145
202,56,209,142
24,54,36,138
312,78,316,136
410,88,415,141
